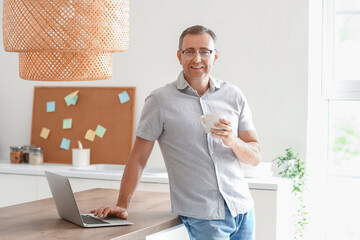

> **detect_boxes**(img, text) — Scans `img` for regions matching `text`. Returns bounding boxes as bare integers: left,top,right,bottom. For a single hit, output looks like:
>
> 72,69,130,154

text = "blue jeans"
180,203,255,240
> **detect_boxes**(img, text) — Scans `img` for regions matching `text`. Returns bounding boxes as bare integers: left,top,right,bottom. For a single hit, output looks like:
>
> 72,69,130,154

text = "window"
333,0,360,81
324,1,360,239
328,101,360,176
326,100,360,239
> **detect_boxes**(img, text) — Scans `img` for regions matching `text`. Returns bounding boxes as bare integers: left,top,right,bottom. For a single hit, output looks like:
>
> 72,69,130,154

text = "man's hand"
90,206,128,219
211,118,261,165
211,118,234,146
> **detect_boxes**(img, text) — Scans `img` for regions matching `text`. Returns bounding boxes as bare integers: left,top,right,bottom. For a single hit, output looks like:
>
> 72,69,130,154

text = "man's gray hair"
178,25,217,50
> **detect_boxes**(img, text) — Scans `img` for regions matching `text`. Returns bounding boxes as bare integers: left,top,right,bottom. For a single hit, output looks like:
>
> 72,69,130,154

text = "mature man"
92,25,261,240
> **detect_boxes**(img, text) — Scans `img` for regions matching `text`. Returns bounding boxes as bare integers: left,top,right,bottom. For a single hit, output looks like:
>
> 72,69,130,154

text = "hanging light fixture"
2,0,129,81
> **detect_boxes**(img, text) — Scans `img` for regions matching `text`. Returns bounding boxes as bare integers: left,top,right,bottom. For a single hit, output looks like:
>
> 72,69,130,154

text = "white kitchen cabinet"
147,225,189,240
0,174,37,207
251,188,294,240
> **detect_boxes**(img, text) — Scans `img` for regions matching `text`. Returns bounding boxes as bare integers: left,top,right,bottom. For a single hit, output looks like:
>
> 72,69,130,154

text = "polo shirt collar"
176,71,222,91
209,75,222,90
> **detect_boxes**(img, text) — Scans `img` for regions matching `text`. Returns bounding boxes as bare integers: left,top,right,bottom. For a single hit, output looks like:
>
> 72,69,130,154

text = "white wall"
0,0,309,168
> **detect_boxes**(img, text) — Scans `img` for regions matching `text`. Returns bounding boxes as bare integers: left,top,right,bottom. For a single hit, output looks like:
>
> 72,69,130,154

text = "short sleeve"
135,94,164,141
238,93,256,131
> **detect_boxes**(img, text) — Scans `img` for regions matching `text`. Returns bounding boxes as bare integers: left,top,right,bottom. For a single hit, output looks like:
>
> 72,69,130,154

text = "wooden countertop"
0,189,182,240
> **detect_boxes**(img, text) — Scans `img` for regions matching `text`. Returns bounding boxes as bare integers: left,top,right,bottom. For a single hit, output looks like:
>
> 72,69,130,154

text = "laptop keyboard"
81,215,110,225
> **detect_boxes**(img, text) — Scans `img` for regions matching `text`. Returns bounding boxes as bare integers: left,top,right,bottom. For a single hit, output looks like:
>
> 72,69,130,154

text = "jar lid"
22,145,35,150
10,146,23,150
30,147,43,152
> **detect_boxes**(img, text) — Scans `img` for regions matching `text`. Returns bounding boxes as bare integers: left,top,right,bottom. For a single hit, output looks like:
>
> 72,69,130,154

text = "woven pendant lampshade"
3,0,129,81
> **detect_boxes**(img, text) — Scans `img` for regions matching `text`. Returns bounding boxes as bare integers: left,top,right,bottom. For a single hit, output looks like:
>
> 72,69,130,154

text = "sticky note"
70,95,78,105
60,138,71,150
84,129,96,142
95,125,106,138
40,128,50,139
64,95,72,106
70,90,79,98
63,118,72,129
64,90,79,106
46,101,55,112
64,94,78,106
118,91,130,104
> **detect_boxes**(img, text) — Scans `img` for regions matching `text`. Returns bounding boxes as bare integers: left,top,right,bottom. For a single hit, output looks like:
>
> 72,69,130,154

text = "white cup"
199,114,227,134
72,148,90,167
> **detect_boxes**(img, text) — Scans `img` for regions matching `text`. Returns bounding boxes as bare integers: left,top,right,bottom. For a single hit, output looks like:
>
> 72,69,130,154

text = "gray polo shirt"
136,71,255,220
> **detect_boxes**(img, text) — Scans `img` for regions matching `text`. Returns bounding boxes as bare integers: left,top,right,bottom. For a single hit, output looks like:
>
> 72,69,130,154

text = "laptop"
45,171,133,228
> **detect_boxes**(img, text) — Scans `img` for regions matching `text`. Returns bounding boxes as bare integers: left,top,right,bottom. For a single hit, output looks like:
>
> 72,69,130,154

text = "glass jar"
22,145,35,164
29,147,43,165
10,146,23,164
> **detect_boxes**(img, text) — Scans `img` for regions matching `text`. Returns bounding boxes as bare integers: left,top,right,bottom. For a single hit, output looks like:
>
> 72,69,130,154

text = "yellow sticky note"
40,128,50,139
70,90,79,98
84,129,96,142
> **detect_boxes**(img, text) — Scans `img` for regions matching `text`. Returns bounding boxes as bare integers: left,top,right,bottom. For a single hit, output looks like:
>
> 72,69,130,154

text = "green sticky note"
95,125,106,138
70,95,78,105
64,94,73,106
63,118,72,129
64,93,78,106
60,138,71,150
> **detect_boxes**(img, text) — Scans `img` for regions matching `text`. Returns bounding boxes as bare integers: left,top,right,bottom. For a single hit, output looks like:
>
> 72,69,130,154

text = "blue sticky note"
60,138,71,150
118,91,130,104
46,101,55,112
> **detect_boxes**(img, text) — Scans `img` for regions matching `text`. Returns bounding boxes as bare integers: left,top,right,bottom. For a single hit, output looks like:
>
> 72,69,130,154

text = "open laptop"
45,171,133,228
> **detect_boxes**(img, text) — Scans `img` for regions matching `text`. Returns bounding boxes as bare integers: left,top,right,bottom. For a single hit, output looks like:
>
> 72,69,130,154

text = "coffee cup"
199,114,227,134
72,148,90,167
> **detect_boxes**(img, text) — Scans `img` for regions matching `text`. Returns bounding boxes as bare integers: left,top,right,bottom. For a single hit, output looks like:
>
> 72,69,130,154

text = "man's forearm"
116,160,144,209
230,137,261,166
115,137,155,209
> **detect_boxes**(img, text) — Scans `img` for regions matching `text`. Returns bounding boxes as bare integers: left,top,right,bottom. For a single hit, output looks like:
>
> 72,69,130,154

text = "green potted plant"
273,148,309,240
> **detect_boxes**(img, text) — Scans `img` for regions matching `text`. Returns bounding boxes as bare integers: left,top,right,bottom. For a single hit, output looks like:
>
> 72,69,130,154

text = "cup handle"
200,115,207,129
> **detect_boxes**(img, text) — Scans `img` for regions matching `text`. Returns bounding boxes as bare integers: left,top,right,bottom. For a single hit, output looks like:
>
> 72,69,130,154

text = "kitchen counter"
0,161,168,183
0,189,182,240
0,160,285,190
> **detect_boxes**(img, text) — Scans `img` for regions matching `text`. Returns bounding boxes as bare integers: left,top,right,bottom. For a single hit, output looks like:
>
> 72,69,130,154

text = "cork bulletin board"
31,87,135,165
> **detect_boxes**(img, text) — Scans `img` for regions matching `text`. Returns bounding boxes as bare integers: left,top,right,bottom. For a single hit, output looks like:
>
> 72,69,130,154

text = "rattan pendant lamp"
3,0,129,81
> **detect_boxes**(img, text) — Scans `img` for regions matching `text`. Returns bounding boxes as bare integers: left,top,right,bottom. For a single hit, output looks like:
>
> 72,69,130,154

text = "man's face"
177,33,218,81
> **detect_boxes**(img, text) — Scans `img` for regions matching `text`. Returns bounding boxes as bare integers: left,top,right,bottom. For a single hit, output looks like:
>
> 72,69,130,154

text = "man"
92,25,261,240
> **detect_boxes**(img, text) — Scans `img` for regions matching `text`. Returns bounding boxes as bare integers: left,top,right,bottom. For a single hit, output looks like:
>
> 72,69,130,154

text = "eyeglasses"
180,49,215,60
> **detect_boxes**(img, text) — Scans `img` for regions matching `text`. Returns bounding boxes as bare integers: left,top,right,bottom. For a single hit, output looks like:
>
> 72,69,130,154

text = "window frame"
323,0,360,100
